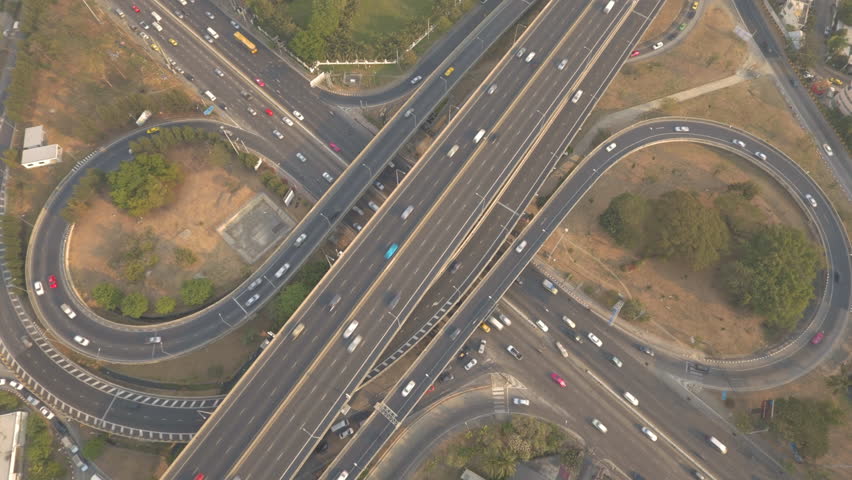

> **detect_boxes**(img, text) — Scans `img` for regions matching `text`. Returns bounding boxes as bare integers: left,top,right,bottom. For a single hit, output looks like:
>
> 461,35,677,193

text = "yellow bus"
233,31,258,54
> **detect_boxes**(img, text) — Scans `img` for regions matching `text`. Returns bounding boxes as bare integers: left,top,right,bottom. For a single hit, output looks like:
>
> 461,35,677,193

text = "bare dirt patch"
545,142,811,356
68,145,292,317
599,2,748,111
657,76,852,230
639,0,685,42
77,430,164,480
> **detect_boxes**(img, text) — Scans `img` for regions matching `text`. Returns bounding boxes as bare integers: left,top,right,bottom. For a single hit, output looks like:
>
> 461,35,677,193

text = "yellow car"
480,322,491,333
151,43,160,52
444,66,455,77
692,1,699,10
830,77,844,86
168,38,178,46
146,127,160,134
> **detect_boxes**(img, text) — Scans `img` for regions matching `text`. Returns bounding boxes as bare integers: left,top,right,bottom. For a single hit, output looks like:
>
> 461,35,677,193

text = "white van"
487,316,504,331
207,27,219,39
708,436,728,454
152,22,163,32
571,90,584,103
204,90,216,102
604,0,615,14
473,129,486,144
447,145,460,157
151,11,162,22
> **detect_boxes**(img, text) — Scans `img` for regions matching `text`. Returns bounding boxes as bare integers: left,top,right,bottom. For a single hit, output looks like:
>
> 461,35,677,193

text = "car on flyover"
385,243,399,259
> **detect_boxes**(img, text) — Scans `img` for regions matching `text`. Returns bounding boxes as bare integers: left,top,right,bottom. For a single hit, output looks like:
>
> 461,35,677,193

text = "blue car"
385,243,399,259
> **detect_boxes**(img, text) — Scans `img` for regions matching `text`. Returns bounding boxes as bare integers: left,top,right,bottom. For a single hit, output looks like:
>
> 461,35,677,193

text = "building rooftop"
21,144,60,166
22,125,44,149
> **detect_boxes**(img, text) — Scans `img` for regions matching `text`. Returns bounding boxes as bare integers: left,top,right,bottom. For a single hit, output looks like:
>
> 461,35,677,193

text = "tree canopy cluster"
771,396,844,459
599,187,822,331
247,0,468,64
25,415,66,480
1,215,26,290
437,417,582,479
271,261,331,329
107,153,183,217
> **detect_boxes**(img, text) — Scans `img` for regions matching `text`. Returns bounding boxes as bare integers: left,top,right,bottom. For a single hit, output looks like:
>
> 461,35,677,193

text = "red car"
810,331,825,344
131,5,141,13
255,78,266,87
425,384,436,394
550,373,567,388
630,50,640,57
329,142,342,152
48,275,58,289
264,108,274,116
193,474,205,480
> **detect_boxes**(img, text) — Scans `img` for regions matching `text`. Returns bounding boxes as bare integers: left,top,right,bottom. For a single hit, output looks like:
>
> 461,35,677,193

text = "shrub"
181,278,214,306
92,283,123,310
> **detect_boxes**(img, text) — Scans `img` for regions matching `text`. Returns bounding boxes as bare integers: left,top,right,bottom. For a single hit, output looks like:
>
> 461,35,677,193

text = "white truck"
604,1,615,14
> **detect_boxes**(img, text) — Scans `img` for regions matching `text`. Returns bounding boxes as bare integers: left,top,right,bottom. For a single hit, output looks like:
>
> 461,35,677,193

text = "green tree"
841,0,852,25
92,283,123,310
181,278,214,306
120,292,149,318
272,282,311,328
599,193,651,249
723,225,821,331
828,32,849,55
620,298,649,322
25,415,66,480
825,363,852,396
82,435,107,459
174,247,198,267
771,397,843,458
727,181,760,200
107,153,183,216
483,447,518,479
0,391,22,411
648,190,730,270
154,296,176,315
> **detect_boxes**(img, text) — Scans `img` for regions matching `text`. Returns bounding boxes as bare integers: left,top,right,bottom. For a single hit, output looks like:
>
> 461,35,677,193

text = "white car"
732,138,746,148
610,355,623,368
247,278,263,290
343,321,359,339
592,418,608,433
410,75,422,84
652,41,664,50
487,84,498,95
296,152,307,163
9,381,23,390
294,233,307,247
754,151,767,161
336,471,349,480
641,426,658,442
73,335,90,346
478,339,486,354
347,335,362,353
624,391,639,406
247,107,257,116
33,282,44,296
274,263,291,278
535,319,549,332
587,332,603,347
557,58,568,70
506,345,523,360
464,358,478,370
823,144,833,156
322,172,335,183
60,303,77,319
230,20,241,29
282,116,294,126
292,110,304,121
515,240,527,253
146,336,162,344
39,406,55,420
272,129,284,140
245,293,260,307
401,380,416,397
205,11,215,19
674,125,690,132
562,315,576,329
513,397,530,406
805,194,818,208
606,142,617,152
214,67,224,77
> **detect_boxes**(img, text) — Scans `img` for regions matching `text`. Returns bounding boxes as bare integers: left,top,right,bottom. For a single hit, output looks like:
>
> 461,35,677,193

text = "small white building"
21,144,63,169
20,125,62,169
22,126,44,149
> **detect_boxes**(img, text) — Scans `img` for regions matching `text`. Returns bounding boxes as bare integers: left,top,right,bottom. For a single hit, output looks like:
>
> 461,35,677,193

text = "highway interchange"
0,0,849,479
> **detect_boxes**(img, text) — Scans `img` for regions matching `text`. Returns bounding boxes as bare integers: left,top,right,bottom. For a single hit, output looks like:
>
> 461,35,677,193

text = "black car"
639,345,655,357
438,371,455,383
448,261,461,274
184,73,194,82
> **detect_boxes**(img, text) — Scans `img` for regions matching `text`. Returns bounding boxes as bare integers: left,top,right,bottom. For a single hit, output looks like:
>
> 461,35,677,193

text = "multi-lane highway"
327,116,849,480
163,0,633,478
25,0,536,364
